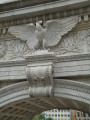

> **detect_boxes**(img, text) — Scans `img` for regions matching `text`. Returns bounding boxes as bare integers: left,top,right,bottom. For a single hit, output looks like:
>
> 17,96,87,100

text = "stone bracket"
25,50,56,97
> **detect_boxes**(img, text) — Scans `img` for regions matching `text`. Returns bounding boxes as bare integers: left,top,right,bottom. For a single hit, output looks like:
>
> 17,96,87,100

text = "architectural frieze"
0,7,90,28
0,15,90,34
0,60,26,67
57,53,90,62
0,53,90,67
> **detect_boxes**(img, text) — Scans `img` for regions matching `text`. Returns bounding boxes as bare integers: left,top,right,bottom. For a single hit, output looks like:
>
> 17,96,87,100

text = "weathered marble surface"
0,0,90,119
0,23,90,61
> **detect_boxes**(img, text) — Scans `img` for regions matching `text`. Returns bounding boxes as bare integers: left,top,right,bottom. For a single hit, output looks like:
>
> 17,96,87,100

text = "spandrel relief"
0,35,28,61
7,39,28,59
0,28,90,61
50,29,90,55
0,16,90,61
8,16,79,50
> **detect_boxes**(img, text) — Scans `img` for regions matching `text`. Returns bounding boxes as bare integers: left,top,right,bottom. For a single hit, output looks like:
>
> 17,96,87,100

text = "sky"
0,0,17,4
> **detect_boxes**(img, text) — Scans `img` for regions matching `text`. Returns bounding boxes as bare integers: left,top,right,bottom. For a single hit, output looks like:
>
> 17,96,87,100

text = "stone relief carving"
0,79,90,101
51,29,90,55
8,16,79,50
0,16,90,60
0,29,90,61
27,65,53,97
0,41,7,58
7,39,28,59
25,50,55,97
0,35,28,61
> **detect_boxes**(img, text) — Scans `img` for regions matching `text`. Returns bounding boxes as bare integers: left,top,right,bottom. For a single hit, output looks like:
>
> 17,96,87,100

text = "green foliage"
29,113,52,120
46,118,52,120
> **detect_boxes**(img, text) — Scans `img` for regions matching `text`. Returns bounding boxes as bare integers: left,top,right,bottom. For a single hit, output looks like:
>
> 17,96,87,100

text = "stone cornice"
0,0,90,27
0,0,58,12
24,50,56,62
57,53,90,62
0,53,90,67
0,0,89,12
0,59,26,67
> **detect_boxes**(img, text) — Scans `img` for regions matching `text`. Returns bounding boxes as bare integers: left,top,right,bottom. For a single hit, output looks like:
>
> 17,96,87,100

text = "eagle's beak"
36,21,43,25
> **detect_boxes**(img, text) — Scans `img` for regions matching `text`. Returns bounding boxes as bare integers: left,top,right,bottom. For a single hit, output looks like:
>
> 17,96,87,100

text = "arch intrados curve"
0,79,90,120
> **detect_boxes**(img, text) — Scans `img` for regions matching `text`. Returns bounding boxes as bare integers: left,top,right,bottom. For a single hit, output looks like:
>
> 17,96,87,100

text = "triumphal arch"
0,0,90,119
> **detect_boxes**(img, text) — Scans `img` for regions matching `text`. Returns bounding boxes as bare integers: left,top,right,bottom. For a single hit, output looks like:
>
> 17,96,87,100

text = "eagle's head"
36,21,43,31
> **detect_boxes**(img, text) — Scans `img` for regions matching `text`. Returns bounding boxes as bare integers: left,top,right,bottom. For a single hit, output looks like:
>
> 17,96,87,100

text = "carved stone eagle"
8,16,79,51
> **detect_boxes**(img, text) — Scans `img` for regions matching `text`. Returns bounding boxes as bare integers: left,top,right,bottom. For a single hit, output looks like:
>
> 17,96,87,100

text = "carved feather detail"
8,16,79,50
44,16,79,47
8,24,38,50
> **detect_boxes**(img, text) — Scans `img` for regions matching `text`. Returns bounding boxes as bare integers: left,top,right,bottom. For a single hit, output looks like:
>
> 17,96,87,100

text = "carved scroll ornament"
25,50,55,97
26,65,53,97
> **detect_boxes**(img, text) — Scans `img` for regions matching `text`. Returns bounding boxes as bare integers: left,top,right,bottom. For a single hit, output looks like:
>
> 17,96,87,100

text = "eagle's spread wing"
45,16,79,47
8,24,38,50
